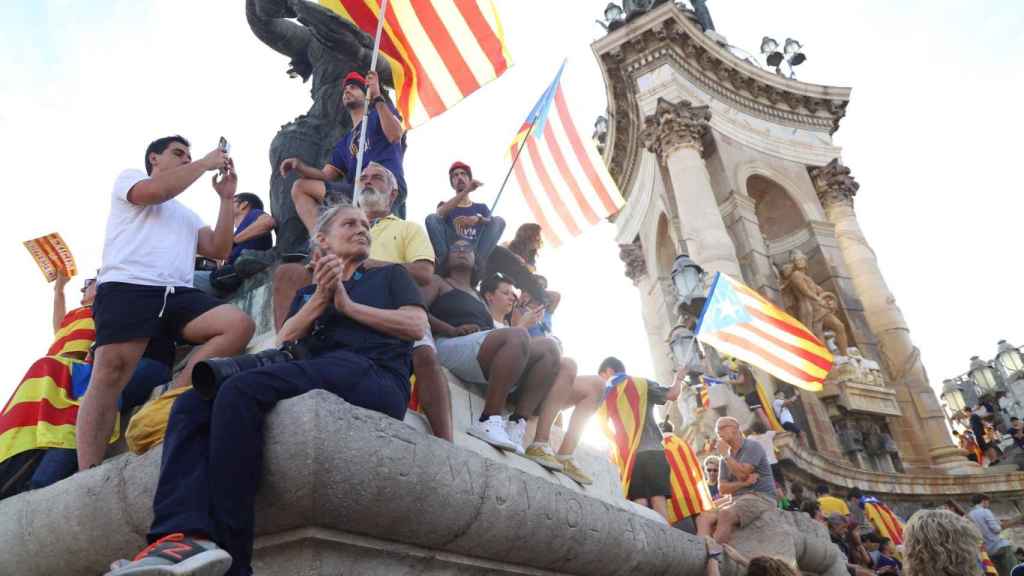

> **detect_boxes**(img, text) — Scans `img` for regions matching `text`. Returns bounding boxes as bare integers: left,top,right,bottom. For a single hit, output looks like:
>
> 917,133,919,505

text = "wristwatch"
372,95,387,107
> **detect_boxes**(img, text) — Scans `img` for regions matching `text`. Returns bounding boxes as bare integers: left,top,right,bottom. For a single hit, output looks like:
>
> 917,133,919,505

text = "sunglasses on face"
81,279,96,293
450,243,474,253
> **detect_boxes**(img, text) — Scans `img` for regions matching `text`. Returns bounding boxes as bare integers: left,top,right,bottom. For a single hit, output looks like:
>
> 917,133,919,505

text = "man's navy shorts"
93,282,222,348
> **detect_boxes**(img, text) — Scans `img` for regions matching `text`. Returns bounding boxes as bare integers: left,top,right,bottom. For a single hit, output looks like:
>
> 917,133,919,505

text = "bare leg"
711,508,738,544
533,355,575,445
175,305,255,389
413,346,453,441
475,328,530,417
290,178,328,236
512,337,560,421
558,374,605,456
633,497,650,508
273,263,313,332
650,495,670,522
755,407,771,430
77,339,148,470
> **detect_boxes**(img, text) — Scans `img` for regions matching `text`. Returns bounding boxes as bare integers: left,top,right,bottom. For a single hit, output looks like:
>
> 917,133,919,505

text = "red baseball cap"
343,71,366,91
449,161,472,179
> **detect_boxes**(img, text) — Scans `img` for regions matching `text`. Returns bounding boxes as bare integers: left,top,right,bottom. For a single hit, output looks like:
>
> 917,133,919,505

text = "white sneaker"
505,419,527,455
468,416,518,451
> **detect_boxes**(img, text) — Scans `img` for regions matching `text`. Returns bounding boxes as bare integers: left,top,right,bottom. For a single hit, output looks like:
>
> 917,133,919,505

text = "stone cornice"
592,2,851,196
809,158,860,207
640,97,710,158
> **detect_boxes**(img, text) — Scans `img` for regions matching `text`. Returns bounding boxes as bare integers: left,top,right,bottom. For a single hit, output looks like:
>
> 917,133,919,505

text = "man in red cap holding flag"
280,70,407,239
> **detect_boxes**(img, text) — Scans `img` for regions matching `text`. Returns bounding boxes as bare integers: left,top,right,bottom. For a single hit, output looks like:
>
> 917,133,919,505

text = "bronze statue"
690,0,716,32
779,250,849,356
246,0,392,254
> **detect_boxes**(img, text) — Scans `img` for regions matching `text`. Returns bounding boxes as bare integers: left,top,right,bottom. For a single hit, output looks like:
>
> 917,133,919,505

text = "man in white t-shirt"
76,135,256,471
772,389,805,444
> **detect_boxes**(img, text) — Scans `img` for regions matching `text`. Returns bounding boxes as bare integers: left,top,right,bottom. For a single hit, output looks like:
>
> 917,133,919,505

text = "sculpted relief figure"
247,0,393,254
779,250,849,357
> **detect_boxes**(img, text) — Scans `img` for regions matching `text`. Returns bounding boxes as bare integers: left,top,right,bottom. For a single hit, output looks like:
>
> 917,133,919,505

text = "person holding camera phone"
105,203,426,576
76,135,256,473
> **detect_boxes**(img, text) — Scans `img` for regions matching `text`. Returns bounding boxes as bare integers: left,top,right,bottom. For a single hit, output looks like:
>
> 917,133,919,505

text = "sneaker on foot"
525,443,564,471
505,419,527,455
558,456,593,485
105,533,232,576
468,416,518,451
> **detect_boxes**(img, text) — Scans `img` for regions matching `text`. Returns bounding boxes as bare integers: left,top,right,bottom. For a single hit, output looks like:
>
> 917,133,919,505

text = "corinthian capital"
809,158,860,207
618,239,647,284
640,98,711,158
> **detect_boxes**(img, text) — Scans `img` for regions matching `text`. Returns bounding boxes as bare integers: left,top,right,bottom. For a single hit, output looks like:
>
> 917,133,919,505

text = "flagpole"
352,0,389,198
489,116,536,215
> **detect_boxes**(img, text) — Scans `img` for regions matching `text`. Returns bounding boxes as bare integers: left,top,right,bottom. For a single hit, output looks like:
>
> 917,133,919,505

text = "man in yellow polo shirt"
270,162,452,441
816,484,850,518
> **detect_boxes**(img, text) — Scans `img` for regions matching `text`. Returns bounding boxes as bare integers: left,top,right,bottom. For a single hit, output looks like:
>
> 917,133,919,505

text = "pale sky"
1,1,1022,408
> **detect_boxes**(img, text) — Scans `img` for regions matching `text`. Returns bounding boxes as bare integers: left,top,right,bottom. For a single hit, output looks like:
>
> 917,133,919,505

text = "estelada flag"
663,434,713,524
506,62,624,248
321,0,511,129
862,496,904,545
596,374,649,497
23,232,77,283
696,273,833,392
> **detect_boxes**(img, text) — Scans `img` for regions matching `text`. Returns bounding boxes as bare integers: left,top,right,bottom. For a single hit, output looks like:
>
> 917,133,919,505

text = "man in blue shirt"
426,161,505,276
969,493,1024,576
106,203,427,576
195,193,276,295
281,70,406,242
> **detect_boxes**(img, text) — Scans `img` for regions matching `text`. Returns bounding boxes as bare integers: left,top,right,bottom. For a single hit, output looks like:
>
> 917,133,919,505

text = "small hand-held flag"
497,61,624,247
696,273,834,391
23,233,77,283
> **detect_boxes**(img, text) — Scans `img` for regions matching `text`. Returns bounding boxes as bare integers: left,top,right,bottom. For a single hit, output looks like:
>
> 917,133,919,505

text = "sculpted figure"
246,0,393,254
780,251,849,356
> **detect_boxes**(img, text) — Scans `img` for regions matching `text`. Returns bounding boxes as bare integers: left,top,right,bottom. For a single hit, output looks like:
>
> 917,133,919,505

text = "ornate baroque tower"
592,3,964,472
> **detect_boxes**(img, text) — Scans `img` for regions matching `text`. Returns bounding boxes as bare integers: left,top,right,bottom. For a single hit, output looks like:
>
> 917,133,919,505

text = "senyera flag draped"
321,0,511,129
696,273,834,392
506,62,624,248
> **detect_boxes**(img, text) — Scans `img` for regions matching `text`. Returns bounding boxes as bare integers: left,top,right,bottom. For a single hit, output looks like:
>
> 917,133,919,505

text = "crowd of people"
2,69,1023,576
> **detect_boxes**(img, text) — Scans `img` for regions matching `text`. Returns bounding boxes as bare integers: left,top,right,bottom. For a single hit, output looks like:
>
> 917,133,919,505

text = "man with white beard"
272,162,453,440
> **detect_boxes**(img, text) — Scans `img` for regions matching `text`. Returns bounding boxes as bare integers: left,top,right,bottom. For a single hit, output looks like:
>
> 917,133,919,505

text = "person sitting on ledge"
282,69,406,242
77,134,255,472
696,416,776,544
195,192,276,295
421,240,566,467
816,484,850,519
426,161,505,278
479,274,600,485
272,162,452,441
105,203,426,576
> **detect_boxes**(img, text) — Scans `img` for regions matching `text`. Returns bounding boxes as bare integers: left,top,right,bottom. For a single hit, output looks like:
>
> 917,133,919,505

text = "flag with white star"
695,273,833,392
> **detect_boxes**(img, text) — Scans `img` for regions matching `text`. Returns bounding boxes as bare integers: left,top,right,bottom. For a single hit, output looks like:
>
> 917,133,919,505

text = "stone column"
810,159,963,470
640,98,742,278
619,240,676,386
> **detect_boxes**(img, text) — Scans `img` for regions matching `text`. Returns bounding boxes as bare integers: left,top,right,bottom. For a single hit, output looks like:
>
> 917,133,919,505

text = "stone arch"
746,174,807,243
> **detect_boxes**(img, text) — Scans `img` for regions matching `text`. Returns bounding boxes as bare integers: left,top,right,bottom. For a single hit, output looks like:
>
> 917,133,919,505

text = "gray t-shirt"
720,438,775,497
637,384,669,453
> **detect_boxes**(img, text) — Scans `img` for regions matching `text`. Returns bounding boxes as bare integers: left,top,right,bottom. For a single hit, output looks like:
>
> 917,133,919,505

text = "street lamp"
670,324,699,372
996,340,1024,381
941,379,967,414
969,355,1000,396
671,254,705,316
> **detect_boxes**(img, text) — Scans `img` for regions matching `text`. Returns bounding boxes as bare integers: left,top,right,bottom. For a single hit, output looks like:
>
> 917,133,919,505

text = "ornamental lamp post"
941,379,967,414
969,355,1000,396
671,254,706,319
996,340,1024,381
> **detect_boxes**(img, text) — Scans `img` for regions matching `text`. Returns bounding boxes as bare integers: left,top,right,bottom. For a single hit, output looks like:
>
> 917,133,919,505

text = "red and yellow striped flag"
507,63,624,248
596,375,649,497
980,548,999,575
407,374,421,413
697,273,834,392
755,381,784,432
663,434,713,524
321,0,511,129
47,306,95,359
697,385,710,409
863,497,904,546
